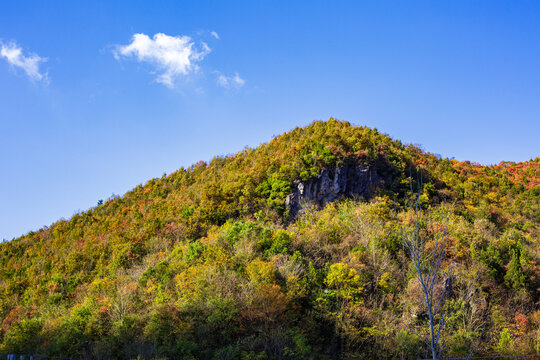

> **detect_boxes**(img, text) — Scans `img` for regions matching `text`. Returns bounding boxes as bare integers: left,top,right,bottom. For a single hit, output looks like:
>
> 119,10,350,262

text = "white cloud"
0,41,48,82
114,32,211,88
210,31,220,40
216,72,245,89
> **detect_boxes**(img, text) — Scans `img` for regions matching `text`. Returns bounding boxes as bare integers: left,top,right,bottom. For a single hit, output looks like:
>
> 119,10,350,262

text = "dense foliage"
0,119,538,359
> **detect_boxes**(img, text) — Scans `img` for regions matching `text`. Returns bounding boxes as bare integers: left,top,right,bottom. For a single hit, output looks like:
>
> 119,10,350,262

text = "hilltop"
0,119,538,359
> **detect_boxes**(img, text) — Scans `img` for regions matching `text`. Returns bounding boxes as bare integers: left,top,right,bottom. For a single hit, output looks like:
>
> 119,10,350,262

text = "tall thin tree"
397,176,473,360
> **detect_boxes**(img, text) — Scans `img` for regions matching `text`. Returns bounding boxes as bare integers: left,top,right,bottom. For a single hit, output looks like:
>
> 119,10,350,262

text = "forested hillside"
1,119,538,359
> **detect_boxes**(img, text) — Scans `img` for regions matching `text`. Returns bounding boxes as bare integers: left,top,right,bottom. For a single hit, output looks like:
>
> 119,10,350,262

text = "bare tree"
397,178,475,360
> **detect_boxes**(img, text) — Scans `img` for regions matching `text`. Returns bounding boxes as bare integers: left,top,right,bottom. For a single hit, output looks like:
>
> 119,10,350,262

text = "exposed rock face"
285,164,380,217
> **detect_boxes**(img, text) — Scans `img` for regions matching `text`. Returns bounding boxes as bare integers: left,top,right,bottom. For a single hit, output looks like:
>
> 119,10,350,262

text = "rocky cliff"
285,164,380,216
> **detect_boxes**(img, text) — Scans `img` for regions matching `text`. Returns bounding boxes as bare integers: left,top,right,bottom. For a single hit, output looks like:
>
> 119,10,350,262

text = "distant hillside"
1,119,538,359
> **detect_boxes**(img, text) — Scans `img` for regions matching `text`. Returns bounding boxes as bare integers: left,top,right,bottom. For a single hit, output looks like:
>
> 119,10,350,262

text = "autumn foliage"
0,119,538,359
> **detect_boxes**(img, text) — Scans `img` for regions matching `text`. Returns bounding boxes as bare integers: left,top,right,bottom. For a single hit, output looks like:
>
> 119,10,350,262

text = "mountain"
0,119,538,359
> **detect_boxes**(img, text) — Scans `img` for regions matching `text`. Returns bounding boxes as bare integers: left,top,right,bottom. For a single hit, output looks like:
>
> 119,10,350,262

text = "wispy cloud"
210,31,220,40
114,32,211,88
0,41,48,82
216,72,245,89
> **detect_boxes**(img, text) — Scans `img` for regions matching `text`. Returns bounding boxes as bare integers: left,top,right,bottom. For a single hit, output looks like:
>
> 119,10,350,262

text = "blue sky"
1,1,539,240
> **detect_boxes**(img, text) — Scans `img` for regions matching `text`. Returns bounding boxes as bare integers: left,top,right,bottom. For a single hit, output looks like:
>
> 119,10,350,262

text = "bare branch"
398,319,430,348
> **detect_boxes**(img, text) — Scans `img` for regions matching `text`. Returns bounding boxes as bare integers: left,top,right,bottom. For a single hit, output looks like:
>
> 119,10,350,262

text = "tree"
397,178,474,360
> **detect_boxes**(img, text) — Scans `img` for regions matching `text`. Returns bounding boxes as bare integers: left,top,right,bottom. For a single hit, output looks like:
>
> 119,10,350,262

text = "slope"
0,119,538,359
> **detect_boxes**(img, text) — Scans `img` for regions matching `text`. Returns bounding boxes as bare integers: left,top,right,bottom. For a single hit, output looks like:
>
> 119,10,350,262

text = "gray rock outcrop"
285,164,380,217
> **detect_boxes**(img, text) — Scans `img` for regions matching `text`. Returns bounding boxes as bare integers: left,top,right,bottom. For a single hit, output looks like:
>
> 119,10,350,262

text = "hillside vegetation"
0,119,538,359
